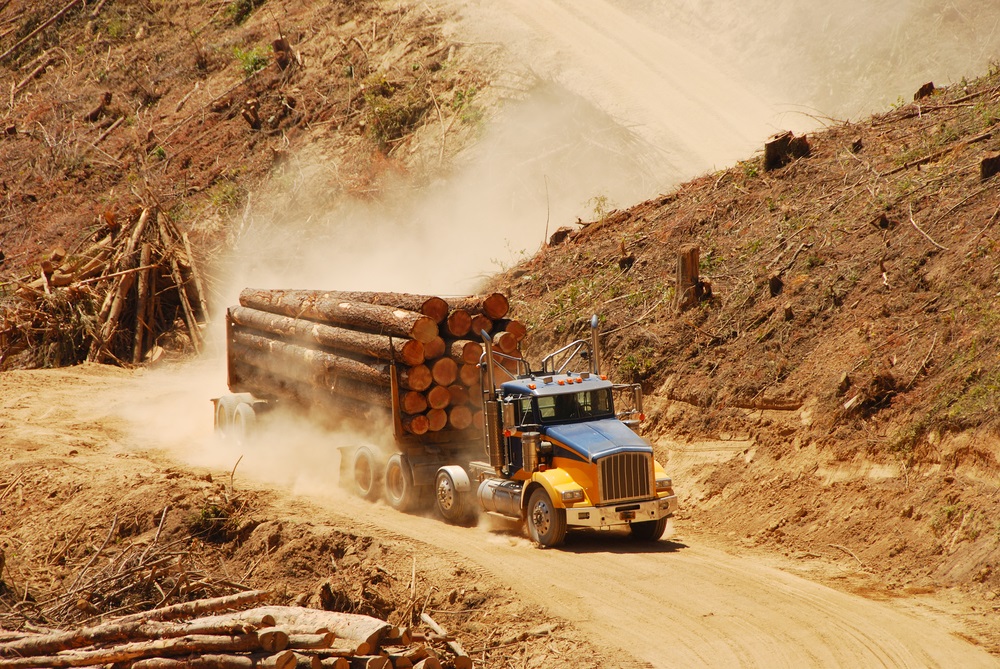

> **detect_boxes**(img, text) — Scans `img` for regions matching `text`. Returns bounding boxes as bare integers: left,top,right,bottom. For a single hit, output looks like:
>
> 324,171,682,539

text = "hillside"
491,68,1000,625
3,0,1000,662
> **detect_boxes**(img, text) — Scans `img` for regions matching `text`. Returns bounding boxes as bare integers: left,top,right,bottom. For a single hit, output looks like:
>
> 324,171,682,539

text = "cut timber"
231,360,378,422
426,385,452,410
495,319,527,342
422,336,446,360
267,290,450,324
426,409,448,432
286,632,335,650
401,414,430,436
240,289,439,344
451,293,509,320
446,385,469,407
248,607,392,651
492,331,518,355
675,244,700,313
348,657,389,669
449,340,482,365
318,659,349,669
231,330,431,392
419,614,471,669
469,315,493,338
448,405,473,430
0,633,262,668
459,364,480,388
401,391,428,414
430,358,458,387
445,309,471,337
114,591,271,625
230,306,425,366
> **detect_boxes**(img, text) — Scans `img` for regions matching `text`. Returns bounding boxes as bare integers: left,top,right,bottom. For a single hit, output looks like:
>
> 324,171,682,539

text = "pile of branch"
0,592,473,669
227,289,524,438
0,207,209,369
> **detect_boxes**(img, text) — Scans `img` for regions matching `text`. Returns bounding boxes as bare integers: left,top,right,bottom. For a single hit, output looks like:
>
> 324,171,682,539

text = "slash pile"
0,591,472,668
0,207,209,369
227,289,526,437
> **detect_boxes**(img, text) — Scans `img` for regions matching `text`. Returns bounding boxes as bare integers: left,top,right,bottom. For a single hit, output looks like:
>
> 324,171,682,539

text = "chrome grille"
598,452,652,504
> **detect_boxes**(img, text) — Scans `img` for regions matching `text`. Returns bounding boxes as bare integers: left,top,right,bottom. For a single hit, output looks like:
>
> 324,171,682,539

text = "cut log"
401,391,428,414
348,657,389,669
231,330,431,392
0,633,262,668
451,293,509,320
248,607,392,651
286,632,335,650
469,315,492,339
422,336,445,360
445,309,471,338
240,289,439,343
426,409,447,432
130,656,253,669
472,410,484,431
418,615,470,669
458,364,480,389
412,659,441,669
230,307,425,366
425,385,451,410
446,385,469,407
492,331,518,355
448,341,482,365
114,591,270,626
253,290,449,323
448,405,473,430
133,242,152,363
495,319,527,342
317,659,349,669
401,414,430,436
292,652,322,669
430,358,458,387
257,628,291,653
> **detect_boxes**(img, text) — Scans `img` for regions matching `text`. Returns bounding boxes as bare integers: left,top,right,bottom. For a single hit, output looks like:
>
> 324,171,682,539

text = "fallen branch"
908,204,949,251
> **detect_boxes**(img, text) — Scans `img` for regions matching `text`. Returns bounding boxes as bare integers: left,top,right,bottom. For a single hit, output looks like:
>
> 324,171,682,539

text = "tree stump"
675,244,700,312
764,131,810,171
981,152,1000,182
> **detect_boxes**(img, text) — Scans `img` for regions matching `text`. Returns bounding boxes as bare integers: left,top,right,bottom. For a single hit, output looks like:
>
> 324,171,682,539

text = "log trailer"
216,295,678,548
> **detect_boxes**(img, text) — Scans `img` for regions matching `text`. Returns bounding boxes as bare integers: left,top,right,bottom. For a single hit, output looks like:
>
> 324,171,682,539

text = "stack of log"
0,207,209,369
0,591,473,668
228,289,525,437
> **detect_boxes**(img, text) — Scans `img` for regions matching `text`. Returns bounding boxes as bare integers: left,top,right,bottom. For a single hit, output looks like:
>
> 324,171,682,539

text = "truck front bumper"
564,494,678,529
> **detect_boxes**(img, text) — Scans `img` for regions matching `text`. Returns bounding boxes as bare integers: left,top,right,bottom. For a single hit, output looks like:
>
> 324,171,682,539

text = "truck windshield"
534,389,614,423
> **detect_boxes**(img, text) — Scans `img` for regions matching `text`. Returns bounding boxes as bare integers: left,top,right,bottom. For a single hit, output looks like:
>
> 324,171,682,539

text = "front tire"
435,469,472,524
384,453,419,512
526,488,567,548
629,517,667,541
352,447,382,501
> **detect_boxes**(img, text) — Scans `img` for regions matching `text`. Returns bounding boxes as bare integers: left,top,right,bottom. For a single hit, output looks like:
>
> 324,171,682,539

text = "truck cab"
447,317,678,547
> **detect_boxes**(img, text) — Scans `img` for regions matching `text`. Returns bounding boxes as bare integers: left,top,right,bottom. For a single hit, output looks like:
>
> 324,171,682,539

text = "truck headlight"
655,477,673,494
560,489,585,503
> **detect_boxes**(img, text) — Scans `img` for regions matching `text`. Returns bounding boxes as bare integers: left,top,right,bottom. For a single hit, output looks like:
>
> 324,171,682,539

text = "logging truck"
214,289,678,547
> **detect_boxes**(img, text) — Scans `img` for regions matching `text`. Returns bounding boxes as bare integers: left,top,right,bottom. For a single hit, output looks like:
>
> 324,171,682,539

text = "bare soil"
3,0,1000,666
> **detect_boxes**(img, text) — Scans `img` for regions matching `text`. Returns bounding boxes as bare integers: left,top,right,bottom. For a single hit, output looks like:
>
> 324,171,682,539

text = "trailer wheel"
629,517,667,541
231,402,256,446
352,447,382,501
526,487,567,548
215,395,240,438
384,454,419,512
435,469,472,525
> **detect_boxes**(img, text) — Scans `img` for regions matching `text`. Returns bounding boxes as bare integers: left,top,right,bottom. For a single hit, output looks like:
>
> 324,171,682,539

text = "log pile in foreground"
229,289,524,438
0,592,474,669
0,207,209,369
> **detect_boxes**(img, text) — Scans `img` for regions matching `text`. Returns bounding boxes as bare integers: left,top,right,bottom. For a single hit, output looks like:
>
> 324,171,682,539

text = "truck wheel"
629,517,667,541
215,395,240,438
231,402,256,446
352,447,382,501
384,454,419,512
526,488,567,548
435,469,471,525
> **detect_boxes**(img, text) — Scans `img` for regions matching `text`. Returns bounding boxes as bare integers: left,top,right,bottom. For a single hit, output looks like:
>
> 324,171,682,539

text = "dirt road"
4,363,998,668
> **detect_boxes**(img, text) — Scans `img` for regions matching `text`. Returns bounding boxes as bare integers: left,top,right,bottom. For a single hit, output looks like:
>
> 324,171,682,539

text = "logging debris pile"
0,207,209,370
0,590,476,669
228,289,525,437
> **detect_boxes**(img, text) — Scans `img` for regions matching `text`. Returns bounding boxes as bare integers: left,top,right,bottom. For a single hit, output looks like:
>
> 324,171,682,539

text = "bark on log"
239,290,438,344
286,633,335,650
231,330,431,392
422,336,446,360
418,615,470,669
114,591,270,625
425,385,451,410
451,293,509,320
401,391,428,415
0,633,262,668
426,409,447,432
248,608,392,651
253,291,449,324
133,242,152,363
445,310,471,338
448,406,473,430
230,307,425,366
448,341,482,365
430,358,458,387
318,659,349,669
293,652,322,669
231,361,379,423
